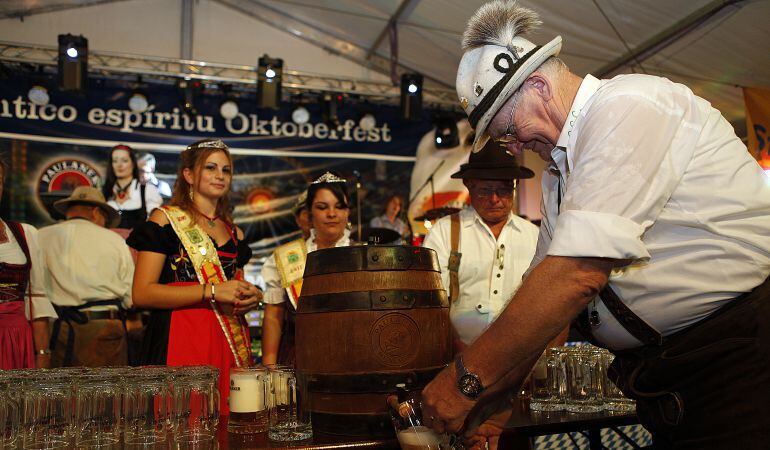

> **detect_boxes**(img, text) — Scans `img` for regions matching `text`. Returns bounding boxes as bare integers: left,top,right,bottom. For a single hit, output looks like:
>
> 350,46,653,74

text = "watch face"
459,374,482,398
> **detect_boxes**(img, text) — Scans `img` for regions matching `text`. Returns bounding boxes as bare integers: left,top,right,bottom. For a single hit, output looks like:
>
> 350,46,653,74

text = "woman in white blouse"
260,173,352,366
0,157,57,369
103,144,163,229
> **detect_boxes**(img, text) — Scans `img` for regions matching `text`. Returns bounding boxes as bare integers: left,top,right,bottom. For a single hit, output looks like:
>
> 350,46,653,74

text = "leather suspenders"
448,213,462,303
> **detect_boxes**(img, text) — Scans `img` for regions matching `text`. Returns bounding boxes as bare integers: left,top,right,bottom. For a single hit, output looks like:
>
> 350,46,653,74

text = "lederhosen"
0,221,35,369
573,264,770,449
117,184,147,229
50,299,128,367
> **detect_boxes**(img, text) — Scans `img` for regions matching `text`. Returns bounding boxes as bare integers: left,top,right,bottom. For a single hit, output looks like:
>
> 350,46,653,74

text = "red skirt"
166,282,250,416
0,301,34,369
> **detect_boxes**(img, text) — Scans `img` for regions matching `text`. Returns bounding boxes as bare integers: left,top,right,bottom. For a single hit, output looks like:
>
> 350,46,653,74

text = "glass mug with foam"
227,367,269,434
387,385,452,450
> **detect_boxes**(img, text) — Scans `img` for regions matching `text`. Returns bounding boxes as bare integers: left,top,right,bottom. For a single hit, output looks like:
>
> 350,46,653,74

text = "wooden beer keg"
295,245,451,437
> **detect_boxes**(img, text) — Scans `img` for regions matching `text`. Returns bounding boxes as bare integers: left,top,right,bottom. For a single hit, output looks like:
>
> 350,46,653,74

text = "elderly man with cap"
423,140,539,353
421,1,770,448
40,186,135,367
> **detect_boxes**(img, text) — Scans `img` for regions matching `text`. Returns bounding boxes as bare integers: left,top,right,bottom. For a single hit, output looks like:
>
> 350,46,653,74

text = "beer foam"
397,426,441,446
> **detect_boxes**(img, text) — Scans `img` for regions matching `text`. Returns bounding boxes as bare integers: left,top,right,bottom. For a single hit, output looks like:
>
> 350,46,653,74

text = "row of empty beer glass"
528,345,635,414
0,365,219,449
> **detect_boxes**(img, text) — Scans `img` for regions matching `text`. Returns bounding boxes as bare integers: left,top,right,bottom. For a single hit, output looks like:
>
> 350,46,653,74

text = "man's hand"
421,364,476,434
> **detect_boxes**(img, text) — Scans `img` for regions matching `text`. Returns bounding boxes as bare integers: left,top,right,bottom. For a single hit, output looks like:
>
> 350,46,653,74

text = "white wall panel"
0,0,182,59
193,1,390,81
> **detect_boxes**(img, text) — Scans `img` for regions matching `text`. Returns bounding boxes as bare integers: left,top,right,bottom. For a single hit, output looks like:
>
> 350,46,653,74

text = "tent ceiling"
2,0,768,132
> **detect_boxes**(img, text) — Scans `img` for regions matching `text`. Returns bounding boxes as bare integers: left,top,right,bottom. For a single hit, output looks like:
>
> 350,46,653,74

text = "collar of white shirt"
550,74,603,176
307,228,351,252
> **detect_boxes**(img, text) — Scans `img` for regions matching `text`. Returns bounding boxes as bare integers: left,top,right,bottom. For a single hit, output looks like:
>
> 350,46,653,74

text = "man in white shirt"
40,186,135,367
423,140,539,351
137,152,172,198
422,2,770,448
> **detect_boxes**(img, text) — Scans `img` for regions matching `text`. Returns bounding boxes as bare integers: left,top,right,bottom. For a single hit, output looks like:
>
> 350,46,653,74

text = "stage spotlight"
292,106,310,124
28,85,50,106
359,113,376,131
256,54,283,109
57,34,88,92
400,73,422,121
128,91,149,112
321,93,343,128
434,116,459,149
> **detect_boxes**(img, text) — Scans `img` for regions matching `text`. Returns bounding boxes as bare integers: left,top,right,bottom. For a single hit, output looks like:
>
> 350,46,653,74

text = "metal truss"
0,41,459,109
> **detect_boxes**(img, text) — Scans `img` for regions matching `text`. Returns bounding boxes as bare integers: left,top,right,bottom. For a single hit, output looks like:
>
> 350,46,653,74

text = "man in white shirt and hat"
40,186,135,367
421,1,770,448
423,139,540,352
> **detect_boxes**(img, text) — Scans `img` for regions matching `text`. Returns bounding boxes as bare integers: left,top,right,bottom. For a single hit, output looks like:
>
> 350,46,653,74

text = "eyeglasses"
472,186,515,199
495,104,518,145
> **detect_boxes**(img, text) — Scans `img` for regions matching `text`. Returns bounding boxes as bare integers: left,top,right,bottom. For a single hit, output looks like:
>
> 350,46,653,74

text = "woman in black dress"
104,144,163,229
127,139,261,414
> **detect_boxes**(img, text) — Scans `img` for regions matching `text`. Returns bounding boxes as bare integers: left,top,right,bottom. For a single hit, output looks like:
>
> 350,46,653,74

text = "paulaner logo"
36,158,102,208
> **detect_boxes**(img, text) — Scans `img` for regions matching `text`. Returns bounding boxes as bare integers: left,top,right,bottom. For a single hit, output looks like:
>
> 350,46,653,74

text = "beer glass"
173,366,219,444
74,372,122,445
266,366,312,442
173,430,218,449
529,347,567,412
564,347,604,413
0,394,8,449
23,373,74,448
227,367,269,434
387,389,450,450
0,370,22,449
599,351,636,413
74,436,120,449
123,366,173,449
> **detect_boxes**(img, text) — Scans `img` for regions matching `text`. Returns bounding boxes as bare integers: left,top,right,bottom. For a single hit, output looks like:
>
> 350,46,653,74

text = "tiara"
187,139,228,151
311,172,347,184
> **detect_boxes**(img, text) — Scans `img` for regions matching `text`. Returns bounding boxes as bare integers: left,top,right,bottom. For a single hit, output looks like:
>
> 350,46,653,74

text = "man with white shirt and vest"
421,2,770,448
423,140,539,352
40,186,134,367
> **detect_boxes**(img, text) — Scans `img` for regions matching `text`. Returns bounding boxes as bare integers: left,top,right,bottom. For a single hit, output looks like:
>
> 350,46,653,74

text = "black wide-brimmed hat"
451,140,534,180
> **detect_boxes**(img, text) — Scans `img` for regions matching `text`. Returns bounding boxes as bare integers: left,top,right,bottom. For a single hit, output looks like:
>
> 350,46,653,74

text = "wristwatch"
455,355,484,399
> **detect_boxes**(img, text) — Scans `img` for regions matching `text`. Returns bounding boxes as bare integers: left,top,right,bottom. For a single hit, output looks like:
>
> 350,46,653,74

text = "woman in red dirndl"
127,139,261,414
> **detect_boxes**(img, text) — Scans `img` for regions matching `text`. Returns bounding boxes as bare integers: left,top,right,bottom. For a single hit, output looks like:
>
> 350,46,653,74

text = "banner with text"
0,75,430,161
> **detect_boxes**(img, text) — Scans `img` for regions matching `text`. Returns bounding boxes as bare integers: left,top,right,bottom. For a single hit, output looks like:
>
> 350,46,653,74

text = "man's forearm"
462,256,613,389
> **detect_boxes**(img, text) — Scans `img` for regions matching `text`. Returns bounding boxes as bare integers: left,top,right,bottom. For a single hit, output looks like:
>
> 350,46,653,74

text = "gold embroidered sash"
273,238,307,310
160,206,251,368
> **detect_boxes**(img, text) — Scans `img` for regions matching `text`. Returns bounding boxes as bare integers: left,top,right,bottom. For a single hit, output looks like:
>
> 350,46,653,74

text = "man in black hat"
423,139,540,353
